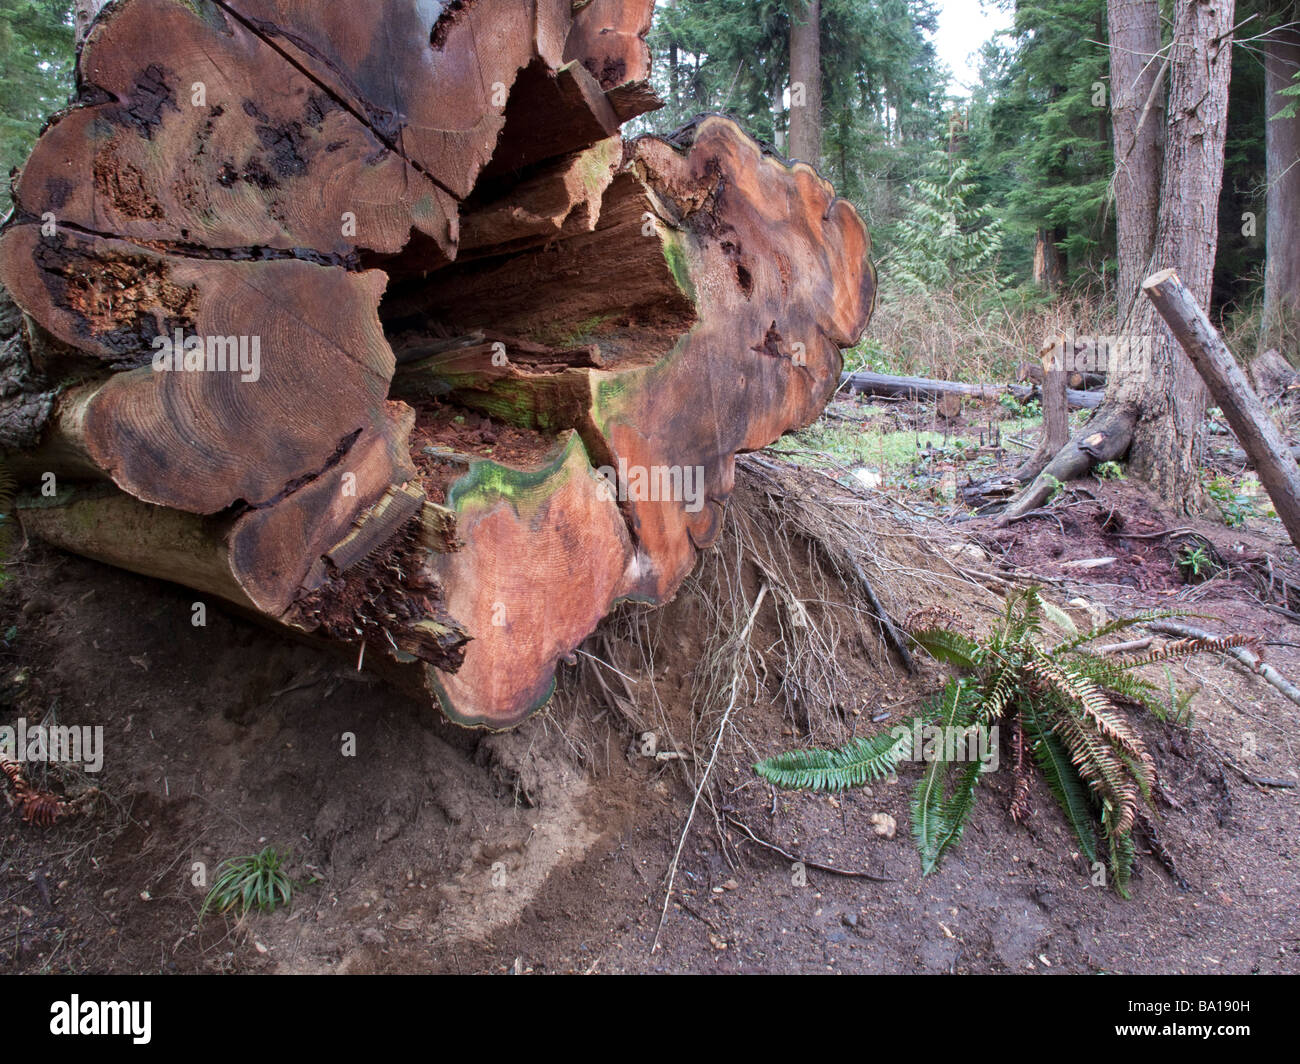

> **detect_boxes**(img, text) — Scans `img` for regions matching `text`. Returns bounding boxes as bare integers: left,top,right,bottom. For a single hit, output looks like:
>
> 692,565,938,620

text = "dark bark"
788,0,822,165
1012,0,1235,519
1116,0,1235,507
1032,228,1066,290
1263,8,1300,357
1108,0,1165,321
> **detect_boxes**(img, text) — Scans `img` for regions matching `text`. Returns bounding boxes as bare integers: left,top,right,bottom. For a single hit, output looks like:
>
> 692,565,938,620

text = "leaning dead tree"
1144,269,1300,550
0,0,875,729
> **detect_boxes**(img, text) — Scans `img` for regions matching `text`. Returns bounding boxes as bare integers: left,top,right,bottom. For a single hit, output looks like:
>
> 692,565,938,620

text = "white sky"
933,0,1013,96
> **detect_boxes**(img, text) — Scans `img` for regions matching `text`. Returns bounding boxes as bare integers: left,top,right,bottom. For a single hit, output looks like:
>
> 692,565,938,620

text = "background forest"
641,0,1298,381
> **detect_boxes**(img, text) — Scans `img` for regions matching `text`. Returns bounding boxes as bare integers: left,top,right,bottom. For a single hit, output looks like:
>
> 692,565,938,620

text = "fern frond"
1024,711,1099,864
980,661,1018,720
1038,596,1079,637
1108,822,1136,899
912,754,955,875
1051,608,1205,655
1120,635,1254,669
1003,587,1045,644
909,627,982,671
755,726,912,793
1074,656,1159,703
1054,710,1141,836
1026,656,1111,721
911,679,982,874
933,758,983,864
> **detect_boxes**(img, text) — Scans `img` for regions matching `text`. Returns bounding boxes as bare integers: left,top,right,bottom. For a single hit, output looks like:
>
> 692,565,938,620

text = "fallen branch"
1143,269,1300,551
724,815,895,881
839,371,1103,410
1211,442,1300,467
1146,620,1300,707
1096,637,1154,656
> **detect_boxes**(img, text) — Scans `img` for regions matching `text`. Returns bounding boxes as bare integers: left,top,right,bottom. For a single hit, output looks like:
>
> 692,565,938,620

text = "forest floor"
2,392,1298,975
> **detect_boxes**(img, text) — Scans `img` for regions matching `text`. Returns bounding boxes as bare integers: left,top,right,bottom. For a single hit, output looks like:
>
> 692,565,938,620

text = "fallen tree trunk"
1143,269,1300,551
839,370,1103,410
0,0,876,730
1212,442,1300,467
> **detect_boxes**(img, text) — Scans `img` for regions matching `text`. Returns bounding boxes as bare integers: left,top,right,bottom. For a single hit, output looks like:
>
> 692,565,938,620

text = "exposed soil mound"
1,460,1298,973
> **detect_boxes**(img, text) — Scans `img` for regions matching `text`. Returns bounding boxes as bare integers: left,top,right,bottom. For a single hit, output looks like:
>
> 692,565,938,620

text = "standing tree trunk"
1002,0,1235,520
1108,0,1165,321
1263,7,1300,358
1118,0,1235,504
1033,228,1067,289
667,0,681,112
73,0,105,46
788,0,822,165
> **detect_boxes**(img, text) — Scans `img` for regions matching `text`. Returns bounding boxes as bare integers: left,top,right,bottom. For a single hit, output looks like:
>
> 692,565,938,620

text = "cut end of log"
1142,268,1181,291
3,0,876,730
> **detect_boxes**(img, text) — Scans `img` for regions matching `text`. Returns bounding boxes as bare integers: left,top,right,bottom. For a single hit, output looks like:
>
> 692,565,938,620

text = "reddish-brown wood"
1,0,874,730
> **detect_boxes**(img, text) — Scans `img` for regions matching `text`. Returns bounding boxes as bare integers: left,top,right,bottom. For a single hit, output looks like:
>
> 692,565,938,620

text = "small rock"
853,468,884,490
842,912,859,928
723,879,739,891
869,812,897,839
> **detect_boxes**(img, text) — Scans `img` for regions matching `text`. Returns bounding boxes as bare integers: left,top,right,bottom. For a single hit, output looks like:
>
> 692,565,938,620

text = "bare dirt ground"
2,455,1298,975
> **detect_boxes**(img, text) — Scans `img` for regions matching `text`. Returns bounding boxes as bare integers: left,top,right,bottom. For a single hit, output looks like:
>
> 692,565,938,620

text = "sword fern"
756,587,1239,894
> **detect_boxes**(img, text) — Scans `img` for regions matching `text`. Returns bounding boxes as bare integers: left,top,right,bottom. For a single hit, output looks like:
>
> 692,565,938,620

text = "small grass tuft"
201,846,298,918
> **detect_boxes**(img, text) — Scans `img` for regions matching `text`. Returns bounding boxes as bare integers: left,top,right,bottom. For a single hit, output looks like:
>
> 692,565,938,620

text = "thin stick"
651,585,768,954
1095,637,1154,656
724,816,895,882
1146,620,1300,707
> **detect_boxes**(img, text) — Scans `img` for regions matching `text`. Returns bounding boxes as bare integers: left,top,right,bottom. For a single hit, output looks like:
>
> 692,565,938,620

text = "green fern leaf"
1024,712,1098,864
755,726,912,793
934,758,983,862
1109,824,1136,899
909,628,982,671
912,754,955,875
1039,596,1078,637
911,679,981,874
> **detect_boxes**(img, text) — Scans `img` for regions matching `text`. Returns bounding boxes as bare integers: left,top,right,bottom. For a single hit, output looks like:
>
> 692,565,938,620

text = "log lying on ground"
1017,361,1106,392
839,370,1103,410
0,1,875,729
1143,269,1300,551
1146,621,1300,708
1213,442,1300,467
